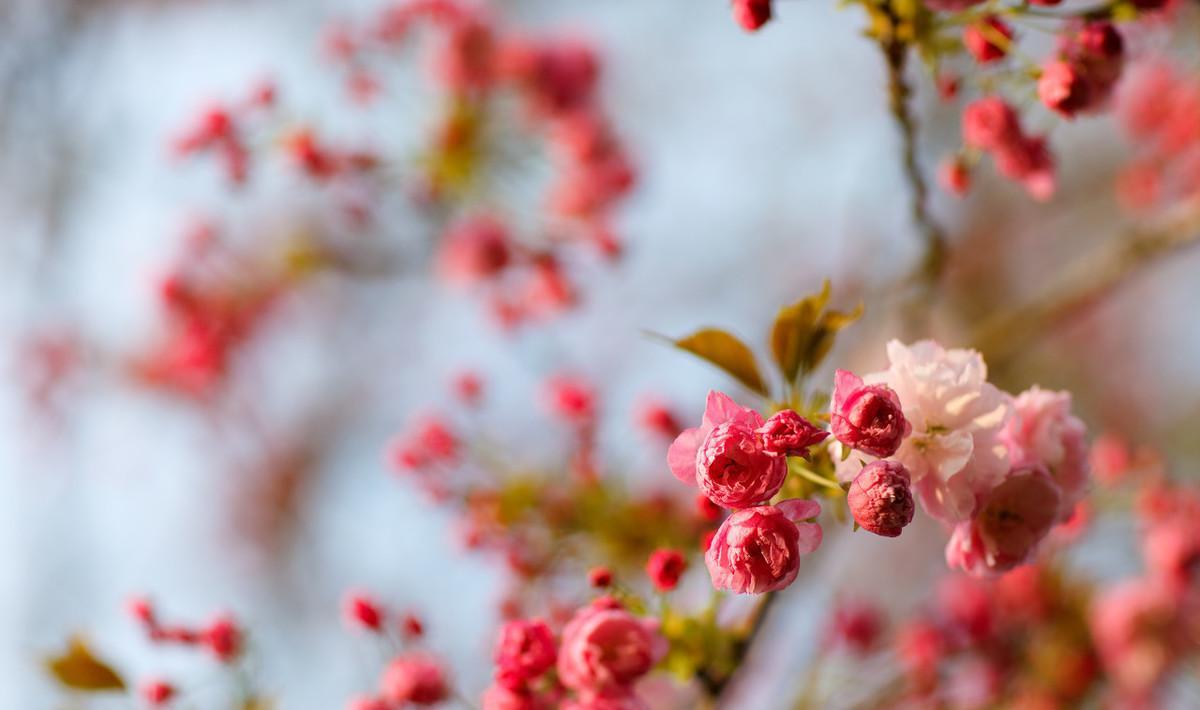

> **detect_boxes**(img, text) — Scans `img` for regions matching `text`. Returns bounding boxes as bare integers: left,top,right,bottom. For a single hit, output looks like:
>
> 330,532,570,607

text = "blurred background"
1,0,1198,707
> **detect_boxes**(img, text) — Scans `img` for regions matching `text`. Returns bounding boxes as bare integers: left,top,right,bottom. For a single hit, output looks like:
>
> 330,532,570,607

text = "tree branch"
972,201,1200,369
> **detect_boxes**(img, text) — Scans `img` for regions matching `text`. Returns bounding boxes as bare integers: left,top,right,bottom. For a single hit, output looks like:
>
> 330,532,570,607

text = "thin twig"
972,200,1200,369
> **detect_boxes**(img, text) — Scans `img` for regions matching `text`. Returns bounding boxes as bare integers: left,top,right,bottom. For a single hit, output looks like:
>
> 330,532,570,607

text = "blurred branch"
973,200,1200,369
704,591,779,707
879,34,948,293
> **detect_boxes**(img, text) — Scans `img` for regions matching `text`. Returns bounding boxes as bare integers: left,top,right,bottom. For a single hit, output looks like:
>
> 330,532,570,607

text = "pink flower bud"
732,0,772,31
557,599,664,693
827,600,884,654
437,215,511,285
705,499,822,594
964,16,1013,64
494,619,557,690
588,566,613,588
756,409,828,457
645,549,687,592
962,97,1021,152
848,460,915,537
141,679,176,706
1038,60,1091,117
344,592,384,632
831,370,911,458
939,157,971,196
696,420,788,509
201,614,242,663
381,655,449,706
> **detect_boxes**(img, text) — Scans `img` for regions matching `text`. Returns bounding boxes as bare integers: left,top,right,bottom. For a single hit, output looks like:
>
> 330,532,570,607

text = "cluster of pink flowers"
669,391,827,593
1090,477,1200,705
483,597,664,710
341,591,448,709
1037,22,1125,119
125,597,246,706
131,221,293,398
1116,59,1200,212
839,341,1090,576
317,0,634,328
960,97,1056,200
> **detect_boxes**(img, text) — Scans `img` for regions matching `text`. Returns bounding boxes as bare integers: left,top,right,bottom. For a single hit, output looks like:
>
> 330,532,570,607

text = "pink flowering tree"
6,1,1200,709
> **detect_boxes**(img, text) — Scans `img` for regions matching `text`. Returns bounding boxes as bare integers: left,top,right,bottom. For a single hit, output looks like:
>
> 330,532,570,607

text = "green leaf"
45,636,125,692
672,328,769,397
769,281,862,384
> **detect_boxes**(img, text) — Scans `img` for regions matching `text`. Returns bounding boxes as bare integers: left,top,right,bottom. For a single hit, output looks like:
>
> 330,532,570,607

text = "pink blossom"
963,16,1012,65
704,499,822,594
695,420,788,509
732,0,772,31
494,619,557,690
993,135,1056,201
483,684,553,710
645,549,687,592
938,157,971,196
381,655,449,706
1000,386,1089,521
347,695,390,710
1038,60,1091,117
757,409,827,457
861,341,1011,524
831,369,910,458
1142,517,1200,597
668,390,763,486
543,374,596,424
562,688,648,710
847,460,915,537
945,467,1062,576
962,98,1021,152
557,598,664,694
343,591,384,632
826,600,884,654
1090,578,1178,701
437,215,512,285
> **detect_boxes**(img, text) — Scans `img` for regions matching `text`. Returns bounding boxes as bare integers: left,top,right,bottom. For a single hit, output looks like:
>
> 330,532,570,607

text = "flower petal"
667,427,703,485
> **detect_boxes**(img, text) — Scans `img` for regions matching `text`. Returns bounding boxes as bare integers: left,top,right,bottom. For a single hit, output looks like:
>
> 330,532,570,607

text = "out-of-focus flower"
705,499,822,594
141,679,176,706
381,655,449,706
1090,579,1178,702
1000,387,1089,520
494,619,557,690
557,598,663,694
732,0,773,32
344,591,385,632
437,215,512,286
827,600,884,654
945,467,1062,575
543,374,596,424
964,16,1013,65
645,549,687,592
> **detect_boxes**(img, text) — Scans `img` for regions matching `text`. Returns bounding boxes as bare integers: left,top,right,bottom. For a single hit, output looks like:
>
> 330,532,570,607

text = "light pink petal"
702,390,762,429
832,369,864,411
776,498,821,522
795,521,823,555
667,427,703,485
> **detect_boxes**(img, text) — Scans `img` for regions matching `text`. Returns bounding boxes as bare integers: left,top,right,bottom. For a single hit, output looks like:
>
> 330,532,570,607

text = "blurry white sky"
2,1,1199,708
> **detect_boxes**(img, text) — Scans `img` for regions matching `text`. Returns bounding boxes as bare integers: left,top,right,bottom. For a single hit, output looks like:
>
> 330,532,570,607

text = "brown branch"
972,201,1200,369
700,591,779,707
879,35,948,291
